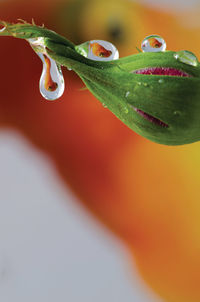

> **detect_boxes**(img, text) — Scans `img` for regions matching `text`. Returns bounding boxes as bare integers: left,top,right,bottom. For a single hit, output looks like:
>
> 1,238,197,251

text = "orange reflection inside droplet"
43,54,58,91
149,38,162,48
90,42,112,57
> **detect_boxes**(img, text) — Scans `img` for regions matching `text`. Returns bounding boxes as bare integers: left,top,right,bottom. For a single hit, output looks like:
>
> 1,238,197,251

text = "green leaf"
1,20,200,145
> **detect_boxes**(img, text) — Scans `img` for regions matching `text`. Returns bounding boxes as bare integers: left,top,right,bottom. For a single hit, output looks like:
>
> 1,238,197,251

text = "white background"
0,131,159,302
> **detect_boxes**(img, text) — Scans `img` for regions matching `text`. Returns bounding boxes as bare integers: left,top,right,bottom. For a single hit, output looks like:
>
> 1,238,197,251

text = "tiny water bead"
76,40,119,61
141,35,166,53
174,50,198,67
38,53,65,101
173,111,181,116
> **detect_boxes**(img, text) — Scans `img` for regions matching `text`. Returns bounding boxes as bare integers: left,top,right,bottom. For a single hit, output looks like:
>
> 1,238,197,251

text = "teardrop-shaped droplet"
38,53,65,100
141,35,166,53
28,38,65,100
174,50,198,67
76,40,119,61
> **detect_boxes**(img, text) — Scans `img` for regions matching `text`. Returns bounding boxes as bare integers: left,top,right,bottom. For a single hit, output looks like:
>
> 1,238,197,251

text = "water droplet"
76,40,119,61
158,79,164,84
173,111,181,116
28,38,65,100
141,35,166,53
137,82,142,85
125,91,130,98
143,82,149,87
174,50,198,67
38,53,65,100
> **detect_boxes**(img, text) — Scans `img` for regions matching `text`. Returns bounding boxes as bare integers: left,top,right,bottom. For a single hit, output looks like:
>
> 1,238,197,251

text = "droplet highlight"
0,26,6,32
141,35,166,53
76,40,119,61
173,111,181,116
174,50,198,67
38,53,65,100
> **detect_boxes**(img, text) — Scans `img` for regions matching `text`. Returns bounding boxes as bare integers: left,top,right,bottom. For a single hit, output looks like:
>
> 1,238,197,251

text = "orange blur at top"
90,42,112,57
43,54,58,91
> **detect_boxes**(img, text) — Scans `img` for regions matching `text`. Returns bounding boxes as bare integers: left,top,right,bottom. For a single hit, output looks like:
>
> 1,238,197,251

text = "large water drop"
174,50,198,67
28,38,65,100
141,35,166,53
38,53,65,100
76,40,119,61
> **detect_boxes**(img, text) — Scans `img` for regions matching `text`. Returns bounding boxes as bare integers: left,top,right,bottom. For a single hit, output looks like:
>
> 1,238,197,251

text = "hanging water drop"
28,37,65,100
141,35,166,52
76,40,119,61
174,50,198,67
38,53,65,100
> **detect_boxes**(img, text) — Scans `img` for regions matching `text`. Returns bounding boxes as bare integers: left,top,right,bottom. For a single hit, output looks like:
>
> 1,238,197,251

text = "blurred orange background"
1,0,200,301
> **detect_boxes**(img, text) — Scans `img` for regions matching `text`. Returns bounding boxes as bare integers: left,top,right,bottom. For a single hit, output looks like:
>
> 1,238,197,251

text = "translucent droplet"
38,53,65,100
125,91,130,97
141,35,166,53
28,38,65,100
158,79,164,84
174,50,198,67
76,40,119,61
